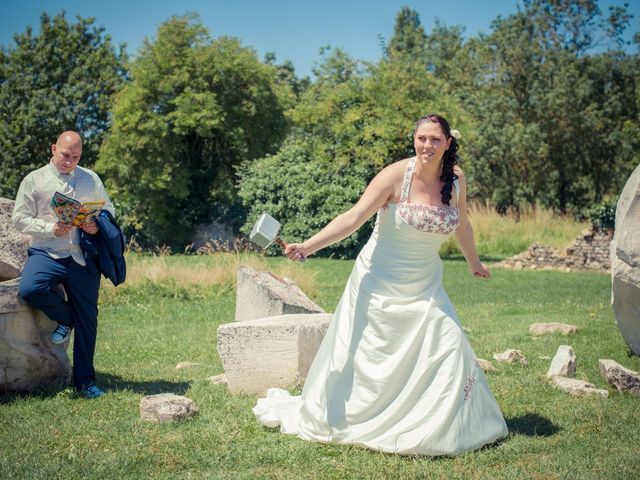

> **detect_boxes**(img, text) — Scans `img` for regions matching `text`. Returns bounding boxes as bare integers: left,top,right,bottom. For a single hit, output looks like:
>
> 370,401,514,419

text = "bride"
253,114,509,456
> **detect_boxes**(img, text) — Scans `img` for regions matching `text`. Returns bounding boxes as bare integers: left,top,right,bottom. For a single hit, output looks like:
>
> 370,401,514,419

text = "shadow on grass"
98,372,191,396
0,372,190,404
506,413,560,437
0,387,63,404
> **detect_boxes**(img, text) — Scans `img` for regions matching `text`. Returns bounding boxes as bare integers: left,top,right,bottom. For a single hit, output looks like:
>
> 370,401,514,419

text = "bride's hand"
284,243,307,262
470,262,490,279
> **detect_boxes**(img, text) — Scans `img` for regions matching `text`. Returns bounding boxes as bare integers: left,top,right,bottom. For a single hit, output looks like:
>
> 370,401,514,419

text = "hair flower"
450,129,461,140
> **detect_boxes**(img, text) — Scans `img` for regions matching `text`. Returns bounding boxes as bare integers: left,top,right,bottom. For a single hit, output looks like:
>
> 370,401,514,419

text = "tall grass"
101,251,319,302
440,201,589,259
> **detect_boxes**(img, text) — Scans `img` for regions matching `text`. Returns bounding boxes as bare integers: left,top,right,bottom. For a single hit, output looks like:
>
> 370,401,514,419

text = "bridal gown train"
253,157,509,456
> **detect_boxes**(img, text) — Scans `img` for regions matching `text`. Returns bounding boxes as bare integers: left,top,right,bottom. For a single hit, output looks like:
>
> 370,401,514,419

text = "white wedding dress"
253,157,509,456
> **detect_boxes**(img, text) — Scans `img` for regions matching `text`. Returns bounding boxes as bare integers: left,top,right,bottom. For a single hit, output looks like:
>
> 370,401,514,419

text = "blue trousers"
18,248,101,390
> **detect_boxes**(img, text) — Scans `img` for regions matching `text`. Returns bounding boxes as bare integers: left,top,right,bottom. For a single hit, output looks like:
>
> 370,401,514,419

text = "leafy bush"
585,200,617,232
237,140,375,259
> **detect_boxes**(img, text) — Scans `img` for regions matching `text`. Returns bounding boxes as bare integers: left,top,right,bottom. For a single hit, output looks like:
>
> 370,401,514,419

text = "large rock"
140,393,199,422
546,345,576,378
529,323,578,336
598,359,640,396
0,198,31,281
235,265,325,322
552,376,608,398
611,164,640,355
217,313,333,394
0,279,71,392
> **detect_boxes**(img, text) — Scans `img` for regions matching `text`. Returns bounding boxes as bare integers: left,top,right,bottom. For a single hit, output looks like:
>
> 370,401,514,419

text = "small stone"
493,349,528,366
598,359,640,396
476,358,498,372
529,323,578,336
552,377,608,398
208,373,227,385
175,361,200,370
547,345,576,378
140,393,199,423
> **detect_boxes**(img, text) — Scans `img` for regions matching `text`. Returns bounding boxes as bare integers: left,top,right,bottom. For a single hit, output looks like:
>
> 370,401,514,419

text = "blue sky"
1,1,637,77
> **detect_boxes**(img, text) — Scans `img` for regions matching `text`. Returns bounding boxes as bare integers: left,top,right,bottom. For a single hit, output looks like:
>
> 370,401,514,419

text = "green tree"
0,12,126,198
386,6,426,59
454,0,638,213
95,14,291,247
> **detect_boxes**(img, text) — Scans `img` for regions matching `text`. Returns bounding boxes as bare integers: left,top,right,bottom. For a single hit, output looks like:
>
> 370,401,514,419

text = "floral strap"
400,157,416,204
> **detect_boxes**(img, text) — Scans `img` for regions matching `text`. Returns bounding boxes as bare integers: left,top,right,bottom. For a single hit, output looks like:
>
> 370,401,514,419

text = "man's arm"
12,175,58,239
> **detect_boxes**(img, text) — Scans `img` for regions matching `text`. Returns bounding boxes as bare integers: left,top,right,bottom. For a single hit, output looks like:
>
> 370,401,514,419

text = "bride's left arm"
453,168,490,278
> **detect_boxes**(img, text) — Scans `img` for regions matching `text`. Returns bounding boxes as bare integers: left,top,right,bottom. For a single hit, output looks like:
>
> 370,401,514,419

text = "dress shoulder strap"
453,177,460,204
399,157,416,204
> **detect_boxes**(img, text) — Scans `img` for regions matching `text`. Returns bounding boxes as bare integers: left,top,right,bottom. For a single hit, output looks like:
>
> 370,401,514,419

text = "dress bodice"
396,157,459,236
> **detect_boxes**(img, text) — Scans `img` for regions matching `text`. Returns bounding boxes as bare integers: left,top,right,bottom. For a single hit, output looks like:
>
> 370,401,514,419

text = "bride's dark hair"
413,114,459,206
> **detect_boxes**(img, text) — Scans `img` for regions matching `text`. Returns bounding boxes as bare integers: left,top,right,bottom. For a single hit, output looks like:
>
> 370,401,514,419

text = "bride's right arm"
285,165,400,260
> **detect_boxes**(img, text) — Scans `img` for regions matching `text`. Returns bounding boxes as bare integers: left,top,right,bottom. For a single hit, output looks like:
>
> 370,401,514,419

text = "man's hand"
81,221,99,235
53,223,73,237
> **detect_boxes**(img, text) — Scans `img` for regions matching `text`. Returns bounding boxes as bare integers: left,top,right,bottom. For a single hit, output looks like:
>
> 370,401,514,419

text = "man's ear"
51,144,57,155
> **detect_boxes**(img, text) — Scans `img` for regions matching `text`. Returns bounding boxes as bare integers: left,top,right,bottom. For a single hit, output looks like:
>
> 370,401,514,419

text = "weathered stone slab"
552,376,608,398
217,313,333,394
611,164,640,355
0,279,71,392
0,198,31,282
235,265,325,322
493,349,528,366
547,345,576,378
140,393,199,422
598,359,640,396
529,323,578,336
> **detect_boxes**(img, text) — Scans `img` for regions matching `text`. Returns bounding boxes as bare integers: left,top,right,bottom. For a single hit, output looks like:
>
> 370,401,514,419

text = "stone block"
217,313,333,394
0,279,71,392
235,265,325,321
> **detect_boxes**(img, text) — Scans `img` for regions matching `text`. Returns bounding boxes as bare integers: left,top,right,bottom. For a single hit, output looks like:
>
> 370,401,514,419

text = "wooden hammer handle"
275,237,306,262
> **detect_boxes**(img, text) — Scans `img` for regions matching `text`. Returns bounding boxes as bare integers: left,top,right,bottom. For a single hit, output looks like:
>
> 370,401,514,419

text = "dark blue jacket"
80,210,127,286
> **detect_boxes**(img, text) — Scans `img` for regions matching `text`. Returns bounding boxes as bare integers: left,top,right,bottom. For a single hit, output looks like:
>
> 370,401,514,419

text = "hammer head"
249,213,281,249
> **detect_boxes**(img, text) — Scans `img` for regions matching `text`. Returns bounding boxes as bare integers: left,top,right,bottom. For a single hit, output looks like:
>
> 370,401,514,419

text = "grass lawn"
1,254,639,479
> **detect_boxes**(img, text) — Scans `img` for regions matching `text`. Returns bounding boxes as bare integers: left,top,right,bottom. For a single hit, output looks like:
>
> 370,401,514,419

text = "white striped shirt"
12,160,115,266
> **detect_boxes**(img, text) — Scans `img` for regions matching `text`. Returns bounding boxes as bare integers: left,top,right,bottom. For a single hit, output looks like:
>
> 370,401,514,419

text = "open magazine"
50,191,105,227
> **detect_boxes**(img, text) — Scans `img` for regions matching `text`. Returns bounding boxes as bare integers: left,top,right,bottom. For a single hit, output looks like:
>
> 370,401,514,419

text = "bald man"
13,131,115,399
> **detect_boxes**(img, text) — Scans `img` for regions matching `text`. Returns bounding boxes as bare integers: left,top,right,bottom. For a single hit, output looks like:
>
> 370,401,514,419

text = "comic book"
50,191,105,227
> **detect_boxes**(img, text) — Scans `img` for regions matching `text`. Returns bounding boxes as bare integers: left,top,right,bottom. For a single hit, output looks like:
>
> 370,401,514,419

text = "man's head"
51,131,83,174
